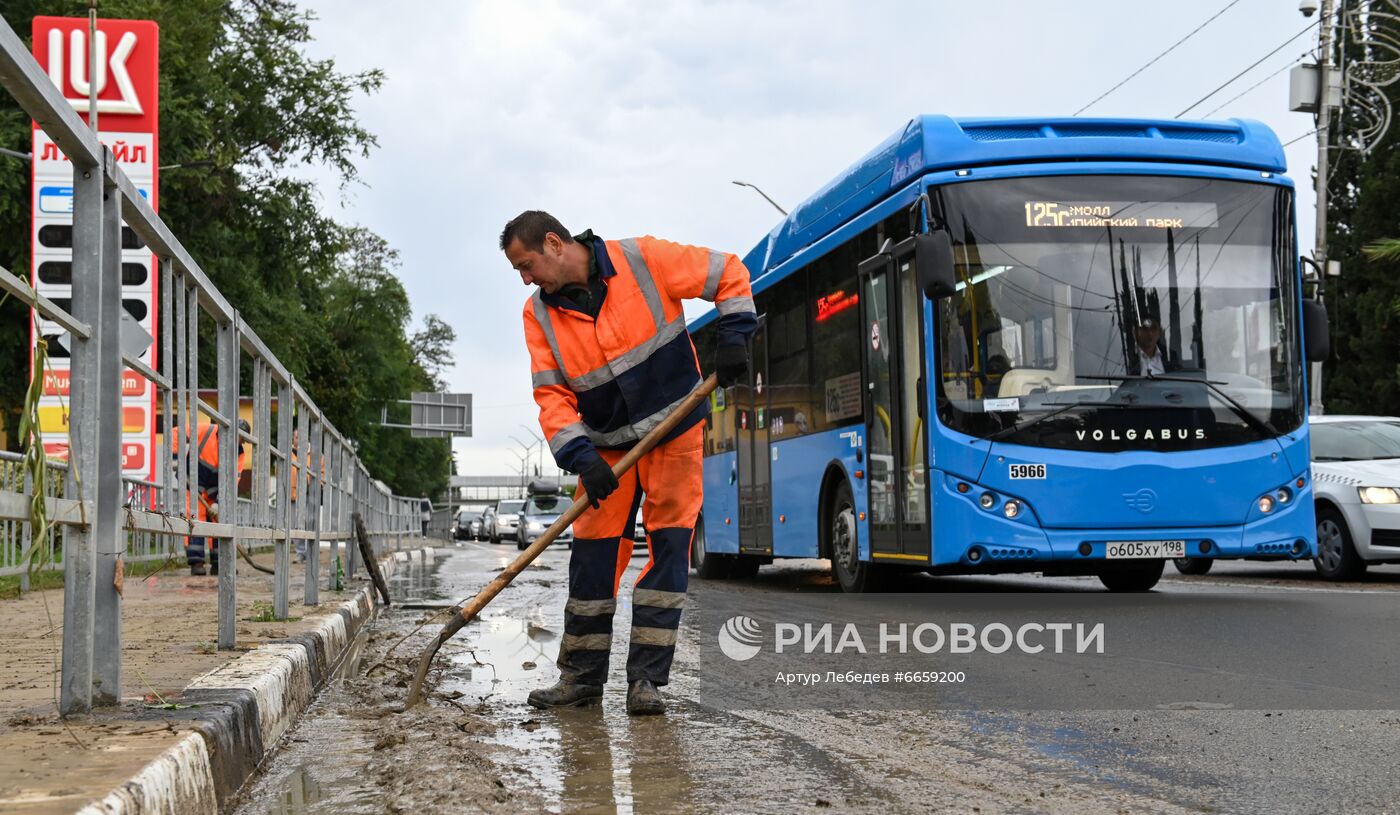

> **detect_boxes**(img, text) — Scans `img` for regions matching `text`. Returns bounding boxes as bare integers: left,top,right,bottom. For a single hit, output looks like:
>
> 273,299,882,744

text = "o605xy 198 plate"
1105,540,1186,559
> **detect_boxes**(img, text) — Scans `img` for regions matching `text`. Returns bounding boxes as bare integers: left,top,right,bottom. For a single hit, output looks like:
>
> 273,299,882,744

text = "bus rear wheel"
1172,557,1214,576
829,480,880,593
691,516,732,579
1097,559,1165,592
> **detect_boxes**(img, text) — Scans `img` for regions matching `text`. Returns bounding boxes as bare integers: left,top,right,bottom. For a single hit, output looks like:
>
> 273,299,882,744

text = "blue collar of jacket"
539,230,614,314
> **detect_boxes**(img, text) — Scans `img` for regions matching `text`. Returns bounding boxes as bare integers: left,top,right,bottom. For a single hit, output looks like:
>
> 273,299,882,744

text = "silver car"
489,499,526,544
1309,415,1400,579
517,492,574,550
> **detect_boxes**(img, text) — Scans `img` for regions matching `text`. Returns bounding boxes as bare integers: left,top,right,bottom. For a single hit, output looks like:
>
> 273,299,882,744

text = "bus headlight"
1275,487,1292,505
1258,494,1276,514
1003,500,1023,519
1359,487,1400,505
979,492,996,510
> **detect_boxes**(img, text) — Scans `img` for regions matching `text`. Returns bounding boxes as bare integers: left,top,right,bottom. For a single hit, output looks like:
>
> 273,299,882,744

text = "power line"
1201,56,1305,118
1283,129,1319,147
1075,0,1243,116
1176,20,1319,118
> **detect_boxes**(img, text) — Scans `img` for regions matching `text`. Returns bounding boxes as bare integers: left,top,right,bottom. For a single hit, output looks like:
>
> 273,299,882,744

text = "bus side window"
810,243,867,433
764,267,812,439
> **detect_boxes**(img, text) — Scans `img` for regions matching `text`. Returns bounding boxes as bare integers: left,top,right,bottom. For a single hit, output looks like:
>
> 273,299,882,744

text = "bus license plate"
1105,540,1185,559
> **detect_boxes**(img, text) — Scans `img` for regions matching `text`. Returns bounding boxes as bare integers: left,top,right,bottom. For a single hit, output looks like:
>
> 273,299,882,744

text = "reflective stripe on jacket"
524,234,757,473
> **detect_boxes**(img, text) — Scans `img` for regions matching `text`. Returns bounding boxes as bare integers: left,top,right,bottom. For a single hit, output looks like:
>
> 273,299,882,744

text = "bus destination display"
1023,201,1219,230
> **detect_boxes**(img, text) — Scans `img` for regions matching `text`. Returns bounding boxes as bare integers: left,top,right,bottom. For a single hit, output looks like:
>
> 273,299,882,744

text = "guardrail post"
158,259,175,559
216,313,240,649
274,384,292,620
348,468,360,580
326,435,340,592
19,467,31,594
91,151,126,706
59,150,104,715
305,415,322,605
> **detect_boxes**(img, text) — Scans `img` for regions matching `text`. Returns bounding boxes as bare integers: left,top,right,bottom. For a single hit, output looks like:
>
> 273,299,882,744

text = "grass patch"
243,600,300,623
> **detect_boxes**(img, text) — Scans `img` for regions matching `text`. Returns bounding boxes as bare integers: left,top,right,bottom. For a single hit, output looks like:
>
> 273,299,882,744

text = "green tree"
1321,2,1400,414
0,1,452,498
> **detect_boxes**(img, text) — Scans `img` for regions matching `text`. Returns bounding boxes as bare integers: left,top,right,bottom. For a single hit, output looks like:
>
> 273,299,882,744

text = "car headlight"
1358,487,1400,505
528,521,544,532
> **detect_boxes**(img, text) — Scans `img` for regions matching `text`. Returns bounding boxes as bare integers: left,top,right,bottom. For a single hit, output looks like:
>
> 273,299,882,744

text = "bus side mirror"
1302,299,1330,362
915,232,957,299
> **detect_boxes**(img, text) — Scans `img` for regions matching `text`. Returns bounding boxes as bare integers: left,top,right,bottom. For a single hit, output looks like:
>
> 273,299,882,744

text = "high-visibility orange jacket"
524,234,757,473
170,417,247,520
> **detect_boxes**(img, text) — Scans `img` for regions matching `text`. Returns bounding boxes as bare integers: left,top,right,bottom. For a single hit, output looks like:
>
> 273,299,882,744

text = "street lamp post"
731,180,788,216
518,424,546,481
1310,0,1336,415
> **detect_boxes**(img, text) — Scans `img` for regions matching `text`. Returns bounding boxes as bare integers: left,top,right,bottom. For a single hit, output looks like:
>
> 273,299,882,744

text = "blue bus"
688,115,1330,592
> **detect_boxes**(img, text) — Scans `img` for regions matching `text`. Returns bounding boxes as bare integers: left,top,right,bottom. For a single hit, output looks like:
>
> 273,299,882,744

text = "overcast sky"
294,0,1325,483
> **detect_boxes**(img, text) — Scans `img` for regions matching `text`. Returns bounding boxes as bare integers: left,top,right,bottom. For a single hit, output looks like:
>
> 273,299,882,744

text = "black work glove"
578,449,619,510
715,342,750,388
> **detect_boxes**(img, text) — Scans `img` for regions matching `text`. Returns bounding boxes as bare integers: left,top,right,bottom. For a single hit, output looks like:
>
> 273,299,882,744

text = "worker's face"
1134,322,1161,352
505,233,569,294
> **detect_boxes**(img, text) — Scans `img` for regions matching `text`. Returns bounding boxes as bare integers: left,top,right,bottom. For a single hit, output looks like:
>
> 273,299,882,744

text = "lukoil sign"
30,17,160,480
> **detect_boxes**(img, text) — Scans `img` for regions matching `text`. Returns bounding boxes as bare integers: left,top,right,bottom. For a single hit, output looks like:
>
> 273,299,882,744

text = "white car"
1310,415,1400,579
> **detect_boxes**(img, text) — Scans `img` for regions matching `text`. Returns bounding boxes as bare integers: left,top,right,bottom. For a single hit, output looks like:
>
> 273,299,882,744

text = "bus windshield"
934,175,1303,451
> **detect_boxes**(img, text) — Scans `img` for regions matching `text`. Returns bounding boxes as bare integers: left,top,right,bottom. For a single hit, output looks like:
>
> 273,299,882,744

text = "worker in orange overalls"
503,210,756,715
172,416,249,575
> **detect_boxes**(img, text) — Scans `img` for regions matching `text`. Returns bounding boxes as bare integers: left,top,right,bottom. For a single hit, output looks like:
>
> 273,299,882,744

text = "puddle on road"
235,544,884,814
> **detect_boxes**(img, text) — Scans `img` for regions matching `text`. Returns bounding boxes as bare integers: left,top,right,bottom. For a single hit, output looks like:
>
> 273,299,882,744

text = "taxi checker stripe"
531,369,566,388
633,588,686,609
618,238,667,328
566,597,617,616
701,250,726,301
631,626,679,647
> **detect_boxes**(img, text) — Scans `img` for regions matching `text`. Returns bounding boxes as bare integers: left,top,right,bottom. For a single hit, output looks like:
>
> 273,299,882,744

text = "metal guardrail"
0,18,430,715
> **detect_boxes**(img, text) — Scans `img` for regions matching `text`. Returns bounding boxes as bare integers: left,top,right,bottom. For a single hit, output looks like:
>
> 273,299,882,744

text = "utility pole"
1311,0,1336,415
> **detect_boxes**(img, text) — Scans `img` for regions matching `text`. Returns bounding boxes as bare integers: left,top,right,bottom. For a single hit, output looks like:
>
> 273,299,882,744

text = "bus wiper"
1079,374,1279,437
985,399,1136,441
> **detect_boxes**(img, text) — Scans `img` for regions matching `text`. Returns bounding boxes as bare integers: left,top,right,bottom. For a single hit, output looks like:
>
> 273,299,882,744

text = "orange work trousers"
559,422,703,686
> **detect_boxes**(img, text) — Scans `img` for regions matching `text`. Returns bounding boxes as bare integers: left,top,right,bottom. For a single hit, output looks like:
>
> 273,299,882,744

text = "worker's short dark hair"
499,210,573,252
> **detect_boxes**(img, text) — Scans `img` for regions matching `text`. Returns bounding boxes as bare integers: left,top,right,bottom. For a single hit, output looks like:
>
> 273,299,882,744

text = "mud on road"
233,544,1400,815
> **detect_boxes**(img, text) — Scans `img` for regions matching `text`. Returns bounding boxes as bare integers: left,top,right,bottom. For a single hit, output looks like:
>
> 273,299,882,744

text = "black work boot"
189,563,206,576
527,680,603,709
626,679,665,715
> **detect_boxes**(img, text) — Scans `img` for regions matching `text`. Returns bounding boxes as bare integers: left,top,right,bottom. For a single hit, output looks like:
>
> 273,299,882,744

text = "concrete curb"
75,547,435,815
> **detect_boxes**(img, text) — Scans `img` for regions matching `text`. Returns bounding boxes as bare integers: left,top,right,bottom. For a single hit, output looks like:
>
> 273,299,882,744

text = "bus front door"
858,241,930,562
736,318,772,556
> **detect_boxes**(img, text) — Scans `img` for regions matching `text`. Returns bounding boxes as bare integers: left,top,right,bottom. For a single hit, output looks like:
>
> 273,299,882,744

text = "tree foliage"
0,0,453,498
1322,2,1400,415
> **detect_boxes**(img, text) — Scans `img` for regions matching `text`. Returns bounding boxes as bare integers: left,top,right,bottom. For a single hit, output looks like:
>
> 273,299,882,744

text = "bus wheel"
1097,560,1165,592
1314,506,1365,580
1172,557,1213,576
692,516,732,579
830,481,879,592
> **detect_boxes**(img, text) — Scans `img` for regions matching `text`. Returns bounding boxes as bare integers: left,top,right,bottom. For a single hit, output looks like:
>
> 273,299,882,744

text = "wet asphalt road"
236,542,1400,814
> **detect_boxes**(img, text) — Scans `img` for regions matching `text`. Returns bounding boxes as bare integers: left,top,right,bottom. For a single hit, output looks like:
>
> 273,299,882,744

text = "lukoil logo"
717,615,763,661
